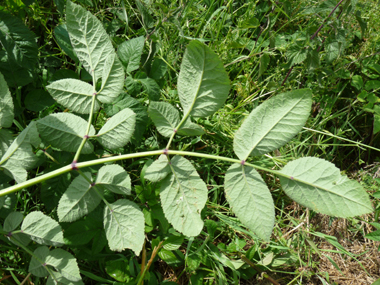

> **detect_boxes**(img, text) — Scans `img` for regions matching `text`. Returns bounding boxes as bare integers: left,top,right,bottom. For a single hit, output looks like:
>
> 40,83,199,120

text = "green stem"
0,150,290,197
303,127,380,152
73,94,97,162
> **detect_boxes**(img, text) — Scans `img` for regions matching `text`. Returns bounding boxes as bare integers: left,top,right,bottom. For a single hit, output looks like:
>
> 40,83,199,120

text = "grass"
1,0,380,284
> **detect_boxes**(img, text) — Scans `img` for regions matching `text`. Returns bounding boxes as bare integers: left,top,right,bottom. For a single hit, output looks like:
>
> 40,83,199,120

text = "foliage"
0,0,378,284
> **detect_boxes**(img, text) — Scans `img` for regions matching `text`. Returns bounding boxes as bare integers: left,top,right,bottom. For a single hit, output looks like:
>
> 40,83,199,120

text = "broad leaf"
47,249,82,282
37,113,95,153
139,77,160,101
224,164,274,240
1,121,41,170
66,0,114,82
96,108,136,149
58,173,102,222
21,211,64,246
2,162,27,183
145,154,170,182
46,79,100,114
54,24,79,62
3,211,23,232
148,101,180,137
234,89,312,160
97,53,124,104
0,11,38,68
117,36,145,73
135,0,155,29
95,164,131,195
25,89,55,112
178,41,230,118
177,119,204,136
0,72,14,128
160,156,207,236
258,53,270,77
29,246,49,277
279,157,373,217
104,199,145,254
63,220,100,246
47,271,84,285
0,129,13,158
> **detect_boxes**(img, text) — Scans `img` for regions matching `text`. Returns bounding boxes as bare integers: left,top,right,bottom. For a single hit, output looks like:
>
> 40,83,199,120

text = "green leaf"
177,119,204,136
160,156,207,236
365,80,380,91
355,10,367,38
149,58,167,80
178,41,230,118
351,75,363,90
374,114,380,135
163,235,185,250
135,0,155,29
258,53,270,77
0,11,38,68
103,199,145,254
117,36,145,73
286,43,308,66
305,49,319,71
21,211,64,246
139,77,160,101
96,108,136,149
148,101,180,137
325,41,340,63
365,230,380,242
104,94,149,145
25,89,55,112
29,246,49,277
54,24,79,62
0,129,13,158
58,173,102,222
0,72,14,128
105,259,133,283
97,53,124,104
37,113,95,154
63,220,100,246
233,89,312,160
2,162,27,183
144,154,171,182
4,211,23,231
46,79,100,114
66,0,115,82
47,248,82,282
279,157,373,217
47,271,84,285
95,164,131,195
41,173,71,211
224,164,274,240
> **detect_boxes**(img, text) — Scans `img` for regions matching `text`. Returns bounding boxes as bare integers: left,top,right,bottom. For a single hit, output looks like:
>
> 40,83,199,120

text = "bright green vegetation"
1,0,380,284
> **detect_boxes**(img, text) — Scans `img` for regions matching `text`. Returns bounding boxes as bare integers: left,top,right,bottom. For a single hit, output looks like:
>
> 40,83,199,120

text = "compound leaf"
0,11,38,68
63,220,100,246
139,77,160,101
37,113,95,153
0,72,14,128
104,199,145,254
279,157,373,217
95,164,131,195
117,36,145,73
58,173,102,222
2,162,27,183
46,79,100,114
96,108,136,149
224,164,274,240
160,156,207,236
21,211,64,246
234,89,312,160
148,101,180,137
145,154,170,182
66,0,114,82
97,53,124,104
178,41,230,118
